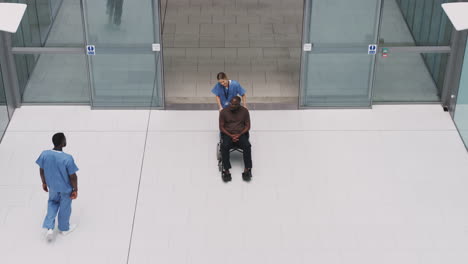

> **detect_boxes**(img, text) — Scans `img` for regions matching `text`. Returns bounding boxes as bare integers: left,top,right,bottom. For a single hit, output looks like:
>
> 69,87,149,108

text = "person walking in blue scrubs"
212,72,248,111
36,133,79,242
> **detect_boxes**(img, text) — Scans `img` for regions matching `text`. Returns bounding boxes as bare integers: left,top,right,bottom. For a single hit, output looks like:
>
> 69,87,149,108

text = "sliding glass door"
83,0,163,108
300,0,382,107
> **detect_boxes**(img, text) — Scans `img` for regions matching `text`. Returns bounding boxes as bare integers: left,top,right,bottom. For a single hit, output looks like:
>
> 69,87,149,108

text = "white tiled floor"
1,106,468,264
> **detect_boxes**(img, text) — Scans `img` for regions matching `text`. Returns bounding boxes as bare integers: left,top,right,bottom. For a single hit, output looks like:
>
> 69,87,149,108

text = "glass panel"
381,0,454,46
9,0,86,104
0,63,10,141
373,52,448,102
302,53,374,107
378,0,453,103
301,0,380,107
44,0,84,47
84,0,163,107
419,0,434,44
13,54,35,97
85,0,154,45
412,1,425,43
22,0,42,47
406,0,416,31
380,0,415,45
309,0,379,44
90,53,161,107
400,0,408,18
11,0,42,48
19,54,89,103
50,0,62,15
454,41,468,149
11,0,77,47
36,0,53,43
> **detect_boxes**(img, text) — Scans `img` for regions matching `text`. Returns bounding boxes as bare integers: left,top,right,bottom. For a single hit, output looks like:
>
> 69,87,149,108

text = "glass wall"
396,0,454,93
7,0,76,101
15,54,89,103
3,0,459,109
9,0,163,107
374,52,448,102
0,63,10,142
454,39,468,149
7,0,63,46
373,0,454,103
395,0,453,46
10,0,89,103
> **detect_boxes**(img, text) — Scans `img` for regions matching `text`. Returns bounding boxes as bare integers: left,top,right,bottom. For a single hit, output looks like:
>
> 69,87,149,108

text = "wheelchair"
216,132,248,172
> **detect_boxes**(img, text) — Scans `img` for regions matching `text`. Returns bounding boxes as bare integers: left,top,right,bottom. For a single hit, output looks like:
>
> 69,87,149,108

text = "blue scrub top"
36,150,79,193
211,80,246,108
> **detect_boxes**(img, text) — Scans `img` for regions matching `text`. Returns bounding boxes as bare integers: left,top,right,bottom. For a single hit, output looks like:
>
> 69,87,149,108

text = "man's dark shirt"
219,106,250,134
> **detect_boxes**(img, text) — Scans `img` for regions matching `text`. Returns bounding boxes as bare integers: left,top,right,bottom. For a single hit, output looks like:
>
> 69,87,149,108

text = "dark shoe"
222,171,232,182
242,170,252,182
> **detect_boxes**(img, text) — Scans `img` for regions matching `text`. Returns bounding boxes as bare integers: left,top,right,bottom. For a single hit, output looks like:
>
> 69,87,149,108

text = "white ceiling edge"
0,3,27,33
442,3,468,31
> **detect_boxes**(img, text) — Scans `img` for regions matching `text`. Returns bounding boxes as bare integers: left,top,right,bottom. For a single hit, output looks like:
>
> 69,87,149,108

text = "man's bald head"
229,96,241,111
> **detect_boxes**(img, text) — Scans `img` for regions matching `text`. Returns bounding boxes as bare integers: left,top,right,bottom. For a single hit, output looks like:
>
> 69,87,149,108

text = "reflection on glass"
377,0,452,102
11,0,81,47
106,0,124,26
454,42,468,149
11,0,42,48
388,0,454,46
309,0,379,45
85,0,153,45
0,64,10,141
373,53,448,102
36,0,52,42
19,54,89,103
44,0,84,47
50,0,61,15
13,54,37,97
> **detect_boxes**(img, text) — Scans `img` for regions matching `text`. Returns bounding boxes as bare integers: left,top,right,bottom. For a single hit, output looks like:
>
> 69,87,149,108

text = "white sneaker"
45,229,54,242
60,224,77,236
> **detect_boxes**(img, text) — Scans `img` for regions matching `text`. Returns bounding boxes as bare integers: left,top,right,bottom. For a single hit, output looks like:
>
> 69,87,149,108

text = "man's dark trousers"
221,133,252,170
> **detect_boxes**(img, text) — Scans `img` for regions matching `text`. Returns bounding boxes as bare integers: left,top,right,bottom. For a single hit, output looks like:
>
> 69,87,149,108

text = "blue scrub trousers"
42,191,72,231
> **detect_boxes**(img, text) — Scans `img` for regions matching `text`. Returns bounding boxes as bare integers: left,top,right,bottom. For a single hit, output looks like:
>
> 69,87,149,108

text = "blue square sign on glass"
86,45,95,55
368,44,377,55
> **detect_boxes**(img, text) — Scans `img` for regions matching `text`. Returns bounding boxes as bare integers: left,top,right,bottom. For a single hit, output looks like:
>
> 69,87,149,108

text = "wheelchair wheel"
218,160,223,172
216,142,222,160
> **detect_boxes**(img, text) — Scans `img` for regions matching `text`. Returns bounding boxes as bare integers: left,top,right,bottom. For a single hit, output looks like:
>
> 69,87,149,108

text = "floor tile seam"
5,130,149,133
125,100,157,264
2,129,458,135
144,129,458,133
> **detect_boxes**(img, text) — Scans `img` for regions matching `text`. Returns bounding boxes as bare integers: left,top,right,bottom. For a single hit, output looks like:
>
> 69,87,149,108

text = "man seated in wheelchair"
219,96,252,182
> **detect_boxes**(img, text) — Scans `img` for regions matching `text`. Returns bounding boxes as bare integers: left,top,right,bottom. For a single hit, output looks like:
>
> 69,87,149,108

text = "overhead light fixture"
0,3,27,33
442,3,468,31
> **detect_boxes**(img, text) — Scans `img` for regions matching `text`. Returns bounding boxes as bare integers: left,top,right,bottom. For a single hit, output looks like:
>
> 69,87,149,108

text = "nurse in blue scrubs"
211,72,247,111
